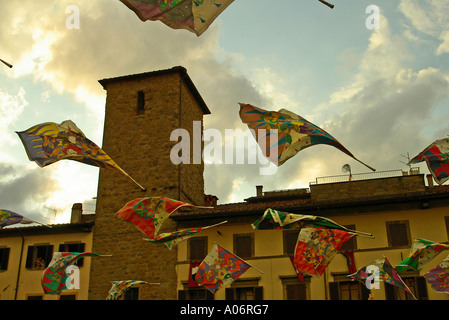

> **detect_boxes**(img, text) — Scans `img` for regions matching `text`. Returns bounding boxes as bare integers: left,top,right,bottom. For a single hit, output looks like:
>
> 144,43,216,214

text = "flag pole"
0,58,13,68
346,228,375,239
318,0,334,9
353,157,376,172
117,167,146,191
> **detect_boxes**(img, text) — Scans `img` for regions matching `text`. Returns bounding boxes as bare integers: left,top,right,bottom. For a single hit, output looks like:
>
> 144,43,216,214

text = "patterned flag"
116,196,202,238
396,238,449,273
0,209,23,228
251,208,349,231
409,138,449,185
194,243,252,293
239,103,375,171
106,280,149,300
41,252,98,295
293,227,355,277
120,0,234,36
348,256,416,299
143,221,227,249
16,120,145,190
424,255,449,294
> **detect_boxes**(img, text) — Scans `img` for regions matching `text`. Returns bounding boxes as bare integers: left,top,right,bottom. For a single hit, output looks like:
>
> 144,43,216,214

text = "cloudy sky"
1,0,448,224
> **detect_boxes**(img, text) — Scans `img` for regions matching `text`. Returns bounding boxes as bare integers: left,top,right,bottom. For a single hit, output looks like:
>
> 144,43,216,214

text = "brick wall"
310,174,426,202
88,69,206,300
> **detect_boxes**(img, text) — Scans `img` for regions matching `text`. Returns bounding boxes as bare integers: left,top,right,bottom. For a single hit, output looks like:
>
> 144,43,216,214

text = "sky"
0,0,448,225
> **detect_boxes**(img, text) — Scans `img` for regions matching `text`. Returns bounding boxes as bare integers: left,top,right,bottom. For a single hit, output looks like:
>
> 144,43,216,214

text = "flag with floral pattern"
396,239,449,273
194,243,252,293
293,227,355,277
424,255,449,294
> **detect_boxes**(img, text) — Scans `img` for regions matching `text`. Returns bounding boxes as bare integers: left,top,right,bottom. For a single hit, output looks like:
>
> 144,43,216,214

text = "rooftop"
98,66,211,115
172,171,449,222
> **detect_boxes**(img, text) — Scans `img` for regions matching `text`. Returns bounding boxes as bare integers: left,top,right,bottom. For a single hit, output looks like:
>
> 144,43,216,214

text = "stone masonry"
88,67,210,300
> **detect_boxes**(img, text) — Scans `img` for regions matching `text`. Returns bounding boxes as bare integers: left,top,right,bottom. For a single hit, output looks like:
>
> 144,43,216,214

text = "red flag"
342,250,356,274
116,197,197,238
289,255,304,282
188,261,201,288
294,227,355,277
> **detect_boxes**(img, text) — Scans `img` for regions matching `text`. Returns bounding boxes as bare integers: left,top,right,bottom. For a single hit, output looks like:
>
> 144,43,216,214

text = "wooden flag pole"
0,58,13,68
318,0,334,9
119,168,146,191
353,157,376,172
347,229,375,239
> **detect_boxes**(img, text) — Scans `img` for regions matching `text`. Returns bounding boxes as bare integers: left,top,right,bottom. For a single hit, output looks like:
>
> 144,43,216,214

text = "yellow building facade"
0,205,94,300
173,173,449,300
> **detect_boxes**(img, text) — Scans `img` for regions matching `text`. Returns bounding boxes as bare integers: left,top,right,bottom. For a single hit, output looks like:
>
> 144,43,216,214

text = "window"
281,276,309,300
286,284,307,300
329,281,370,300
124,287,139,300
0,248,10,271
178,288,214,300
189,237,207,261
25,245,53,269
225,287,263,300
283,230,300,255
233,233,254,258
385,276,428,300
59,243,85,267
386,220,411,247
225,278,262,300
137,90,145,114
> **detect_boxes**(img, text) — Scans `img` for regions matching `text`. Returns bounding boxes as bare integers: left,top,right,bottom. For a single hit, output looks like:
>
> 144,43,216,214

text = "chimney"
71,203,83,224
426,174,434,187
256,185,263,197
204,194,218,207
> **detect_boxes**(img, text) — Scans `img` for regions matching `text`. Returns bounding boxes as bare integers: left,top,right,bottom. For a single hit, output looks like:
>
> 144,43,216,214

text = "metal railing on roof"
310,168,420,185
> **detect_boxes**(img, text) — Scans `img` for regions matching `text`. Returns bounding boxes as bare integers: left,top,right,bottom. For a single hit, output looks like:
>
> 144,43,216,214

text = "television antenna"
342,164,352,181
400,153,412,171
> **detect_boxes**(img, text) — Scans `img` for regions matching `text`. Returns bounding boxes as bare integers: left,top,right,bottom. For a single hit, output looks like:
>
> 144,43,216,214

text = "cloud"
398,0,449,55
0,87,28,147
0,162,61,223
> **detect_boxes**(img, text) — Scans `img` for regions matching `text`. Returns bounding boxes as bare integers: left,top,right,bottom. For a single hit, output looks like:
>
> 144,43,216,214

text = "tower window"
137,90,145,114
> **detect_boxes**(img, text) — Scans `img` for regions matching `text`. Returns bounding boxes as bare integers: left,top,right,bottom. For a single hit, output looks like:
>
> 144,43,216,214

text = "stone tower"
88,66,210,300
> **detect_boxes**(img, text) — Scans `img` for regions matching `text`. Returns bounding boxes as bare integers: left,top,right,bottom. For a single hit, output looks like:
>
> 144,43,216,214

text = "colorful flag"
409,138,449,185
41,252,98,295
0,209,23,228
348,256,416,299
396,238,449,273
293,227,355,277
239,103,375,171
251,208,348,231
143,220,227,249
116,196,203,238
120,0,234,36
106,280,149,300
194,243,252,293
16,120,145,190
423,255,449,294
